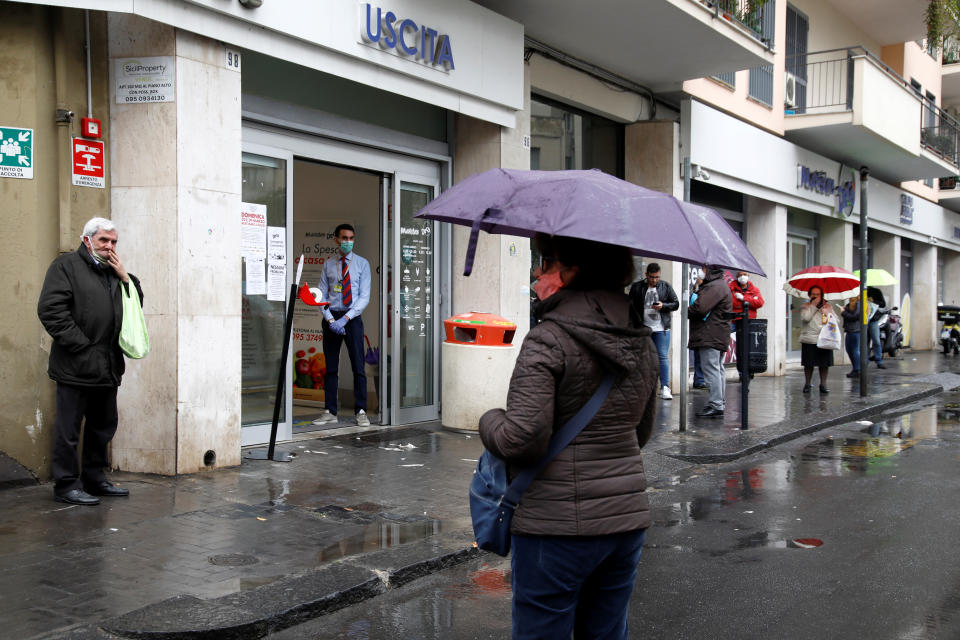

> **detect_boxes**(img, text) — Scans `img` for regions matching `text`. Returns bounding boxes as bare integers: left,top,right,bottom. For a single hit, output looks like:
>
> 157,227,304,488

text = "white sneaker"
661,386,673,400
355,410,370,427
311,410,338,426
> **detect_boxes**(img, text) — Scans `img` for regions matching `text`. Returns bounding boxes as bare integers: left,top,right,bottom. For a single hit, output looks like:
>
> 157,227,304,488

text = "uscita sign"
360,3,455,70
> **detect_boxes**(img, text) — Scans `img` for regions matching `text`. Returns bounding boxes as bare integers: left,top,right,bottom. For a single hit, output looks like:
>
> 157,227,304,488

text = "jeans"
868,320,882,363
699,347,725,410
52,384,118,493
322,312,367,415
650,330,670,389
693,349,705,386
511,529,647,640
845,331,861,371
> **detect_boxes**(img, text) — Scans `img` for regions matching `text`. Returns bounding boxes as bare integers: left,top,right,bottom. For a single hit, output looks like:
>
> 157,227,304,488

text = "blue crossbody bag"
469,371,617,556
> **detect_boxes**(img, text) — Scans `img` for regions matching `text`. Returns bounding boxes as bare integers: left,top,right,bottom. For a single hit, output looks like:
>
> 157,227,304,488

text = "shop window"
529,96,624,178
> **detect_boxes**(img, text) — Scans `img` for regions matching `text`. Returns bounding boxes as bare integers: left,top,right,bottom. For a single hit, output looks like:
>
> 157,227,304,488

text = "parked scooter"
877,307,903,358
938,305,960,355
942,323,960,355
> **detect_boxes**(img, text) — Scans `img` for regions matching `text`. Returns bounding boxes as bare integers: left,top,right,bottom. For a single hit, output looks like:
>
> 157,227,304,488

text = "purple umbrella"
415,168,765,277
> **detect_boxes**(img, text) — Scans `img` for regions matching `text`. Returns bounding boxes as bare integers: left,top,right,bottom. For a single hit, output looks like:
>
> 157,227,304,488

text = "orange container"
443,313,517,346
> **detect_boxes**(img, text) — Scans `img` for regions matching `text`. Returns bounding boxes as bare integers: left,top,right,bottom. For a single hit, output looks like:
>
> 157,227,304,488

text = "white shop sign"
115,57,175,104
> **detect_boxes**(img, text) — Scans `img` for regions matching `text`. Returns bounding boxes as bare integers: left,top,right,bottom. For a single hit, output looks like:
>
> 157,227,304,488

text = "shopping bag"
119,282,150,359
817,314,841,351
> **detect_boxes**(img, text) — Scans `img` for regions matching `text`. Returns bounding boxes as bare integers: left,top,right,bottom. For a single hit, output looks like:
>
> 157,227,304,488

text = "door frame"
242,123,451,431
240,141,295,447
786,232,815,359
391,172,443,424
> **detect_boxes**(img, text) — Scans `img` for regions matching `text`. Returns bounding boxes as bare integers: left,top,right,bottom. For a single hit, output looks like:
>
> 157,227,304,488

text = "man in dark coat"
689,266,732,418
38,217,143,505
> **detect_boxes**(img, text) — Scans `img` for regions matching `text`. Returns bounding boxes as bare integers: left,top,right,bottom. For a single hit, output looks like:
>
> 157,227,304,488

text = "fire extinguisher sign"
71,137,105,189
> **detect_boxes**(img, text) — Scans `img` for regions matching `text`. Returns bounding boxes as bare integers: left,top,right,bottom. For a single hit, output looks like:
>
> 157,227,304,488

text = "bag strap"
500,371,617,509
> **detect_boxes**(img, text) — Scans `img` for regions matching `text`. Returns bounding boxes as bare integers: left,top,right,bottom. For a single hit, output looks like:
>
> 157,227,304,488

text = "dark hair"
646,263,661,275
535,233,635,291
334,223,355,238
808,285,824,298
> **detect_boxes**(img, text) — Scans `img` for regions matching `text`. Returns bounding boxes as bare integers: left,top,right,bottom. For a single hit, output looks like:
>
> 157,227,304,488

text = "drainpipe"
85,10,93,119
53,9,74,254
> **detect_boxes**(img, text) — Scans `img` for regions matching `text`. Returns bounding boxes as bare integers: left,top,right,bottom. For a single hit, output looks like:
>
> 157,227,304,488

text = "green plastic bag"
119,281,149,359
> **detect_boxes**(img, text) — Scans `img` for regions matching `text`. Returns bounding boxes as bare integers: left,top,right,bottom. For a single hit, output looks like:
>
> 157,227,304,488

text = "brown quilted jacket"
478,288,659,537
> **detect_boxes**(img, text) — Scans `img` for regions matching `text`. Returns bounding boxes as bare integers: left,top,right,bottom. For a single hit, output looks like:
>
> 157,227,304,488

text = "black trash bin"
746,318,768,374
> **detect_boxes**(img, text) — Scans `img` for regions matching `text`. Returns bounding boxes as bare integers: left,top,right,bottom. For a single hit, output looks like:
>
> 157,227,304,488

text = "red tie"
341,257,352,307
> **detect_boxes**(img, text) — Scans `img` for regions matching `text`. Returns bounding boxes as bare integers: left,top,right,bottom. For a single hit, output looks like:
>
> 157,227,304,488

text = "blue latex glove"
329,316,348,335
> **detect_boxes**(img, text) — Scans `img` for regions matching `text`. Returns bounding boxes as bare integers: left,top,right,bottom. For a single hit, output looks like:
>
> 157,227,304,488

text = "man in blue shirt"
312,224,371,427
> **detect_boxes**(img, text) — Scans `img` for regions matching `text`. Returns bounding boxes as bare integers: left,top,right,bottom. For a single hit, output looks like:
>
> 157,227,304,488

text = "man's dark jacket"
628,279,679,330
37,244,143,387
688,268,732,352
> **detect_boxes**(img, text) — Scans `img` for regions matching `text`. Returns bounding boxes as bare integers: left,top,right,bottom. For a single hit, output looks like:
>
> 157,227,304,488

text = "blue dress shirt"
318,252,371,322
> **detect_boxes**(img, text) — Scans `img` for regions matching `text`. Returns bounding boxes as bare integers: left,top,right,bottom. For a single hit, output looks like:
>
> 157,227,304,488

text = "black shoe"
846,370,860,378
696,407,724,419
84,481,129,497
819,385,829,394
692,383,708,390
876,362,887,369
802,384,811,393
54,489,100,505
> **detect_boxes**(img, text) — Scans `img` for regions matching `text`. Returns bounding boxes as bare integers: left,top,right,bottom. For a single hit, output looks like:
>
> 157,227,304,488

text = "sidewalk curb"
656,385,945,464
83,532,483,640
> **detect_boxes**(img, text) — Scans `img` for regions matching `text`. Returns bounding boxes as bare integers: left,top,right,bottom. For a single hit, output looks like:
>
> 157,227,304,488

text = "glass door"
389,174,441,423
786,235,813,357
241,147,293,446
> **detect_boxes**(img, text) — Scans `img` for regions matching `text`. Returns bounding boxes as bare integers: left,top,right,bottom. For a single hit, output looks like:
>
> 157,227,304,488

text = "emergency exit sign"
0,126,33,179
72,138,105,189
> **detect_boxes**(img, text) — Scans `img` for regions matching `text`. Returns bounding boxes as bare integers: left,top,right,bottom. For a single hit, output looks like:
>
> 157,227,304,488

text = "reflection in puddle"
314,511,444,564
652,468,765,527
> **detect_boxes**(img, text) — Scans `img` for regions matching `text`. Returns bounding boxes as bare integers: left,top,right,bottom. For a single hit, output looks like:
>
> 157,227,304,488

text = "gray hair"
81,217,116,240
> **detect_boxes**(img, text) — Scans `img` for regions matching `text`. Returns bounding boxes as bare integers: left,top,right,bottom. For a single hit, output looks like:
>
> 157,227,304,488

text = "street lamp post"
859,167,869,397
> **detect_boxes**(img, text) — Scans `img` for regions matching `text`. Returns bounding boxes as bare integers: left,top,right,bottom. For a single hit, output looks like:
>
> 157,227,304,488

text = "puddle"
651,468,765,527
736,532,824,550
312,508,446,564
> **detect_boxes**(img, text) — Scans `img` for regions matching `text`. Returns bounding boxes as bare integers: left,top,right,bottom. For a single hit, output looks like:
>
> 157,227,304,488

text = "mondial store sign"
359,3,455,71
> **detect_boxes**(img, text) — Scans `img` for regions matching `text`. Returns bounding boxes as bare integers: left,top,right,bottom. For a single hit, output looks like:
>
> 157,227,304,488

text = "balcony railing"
786,46,960,166
700,0,774,46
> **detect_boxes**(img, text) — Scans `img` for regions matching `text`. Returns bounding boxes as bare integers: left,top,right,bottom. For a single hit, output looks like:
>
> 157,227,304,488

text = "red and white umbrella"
784,265,860,301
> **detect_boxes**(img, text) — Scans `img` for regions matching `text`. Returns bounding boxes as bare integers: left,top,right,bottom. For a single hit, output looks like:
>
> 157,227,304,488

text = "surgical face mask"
85,237,109,265
737,275,749,286
533,271,564,301
339,240,354,255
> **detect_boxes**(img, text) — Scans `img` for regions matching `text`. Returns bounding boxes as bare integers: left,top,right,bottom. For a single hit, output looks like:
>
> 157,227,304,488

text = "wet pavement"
280,392,960,639
4,351,960,638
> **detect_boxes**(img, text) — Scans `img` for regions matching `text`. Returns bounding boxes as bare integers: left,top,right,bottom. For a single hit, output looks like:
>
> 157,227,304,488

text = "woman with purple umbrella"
479,233,658,640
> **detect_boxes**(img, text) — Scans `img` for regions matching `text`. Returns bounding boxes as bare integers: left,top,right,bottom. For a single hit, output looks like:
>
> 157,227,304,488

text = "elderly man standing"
38,217,143,505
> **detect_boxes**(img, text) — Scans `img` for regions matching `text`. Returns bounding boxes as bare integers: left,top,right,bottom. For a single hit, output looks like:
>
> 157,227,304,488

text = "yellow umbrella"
853,268,897,286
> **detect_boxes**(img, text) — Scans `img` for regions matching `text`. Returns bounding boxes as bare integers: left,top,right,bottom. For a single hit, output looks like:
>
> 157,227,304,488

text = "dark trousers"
322,312,367,415
52,383,118,493
510,529,646,640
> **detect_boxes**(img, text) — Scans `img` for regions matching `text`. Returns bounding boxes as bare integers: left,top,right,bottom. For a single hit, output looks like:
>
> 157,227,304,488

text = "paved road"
276,394,960,639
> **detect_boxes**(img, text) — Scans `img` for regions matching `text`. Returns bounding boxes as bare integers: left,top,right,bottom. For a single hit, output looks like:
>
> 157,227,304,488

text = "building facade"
9,0,950,482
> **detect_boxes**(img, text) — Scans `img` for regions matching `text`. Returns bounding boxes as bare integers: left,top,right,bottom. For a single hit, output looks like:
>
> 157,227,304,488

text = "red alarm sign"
71,138,104,189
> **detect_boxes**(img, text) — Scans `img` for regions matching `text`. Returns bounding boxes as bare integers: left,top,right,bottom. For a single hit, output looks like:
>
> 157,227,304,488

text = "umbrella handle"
464,208,501,277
